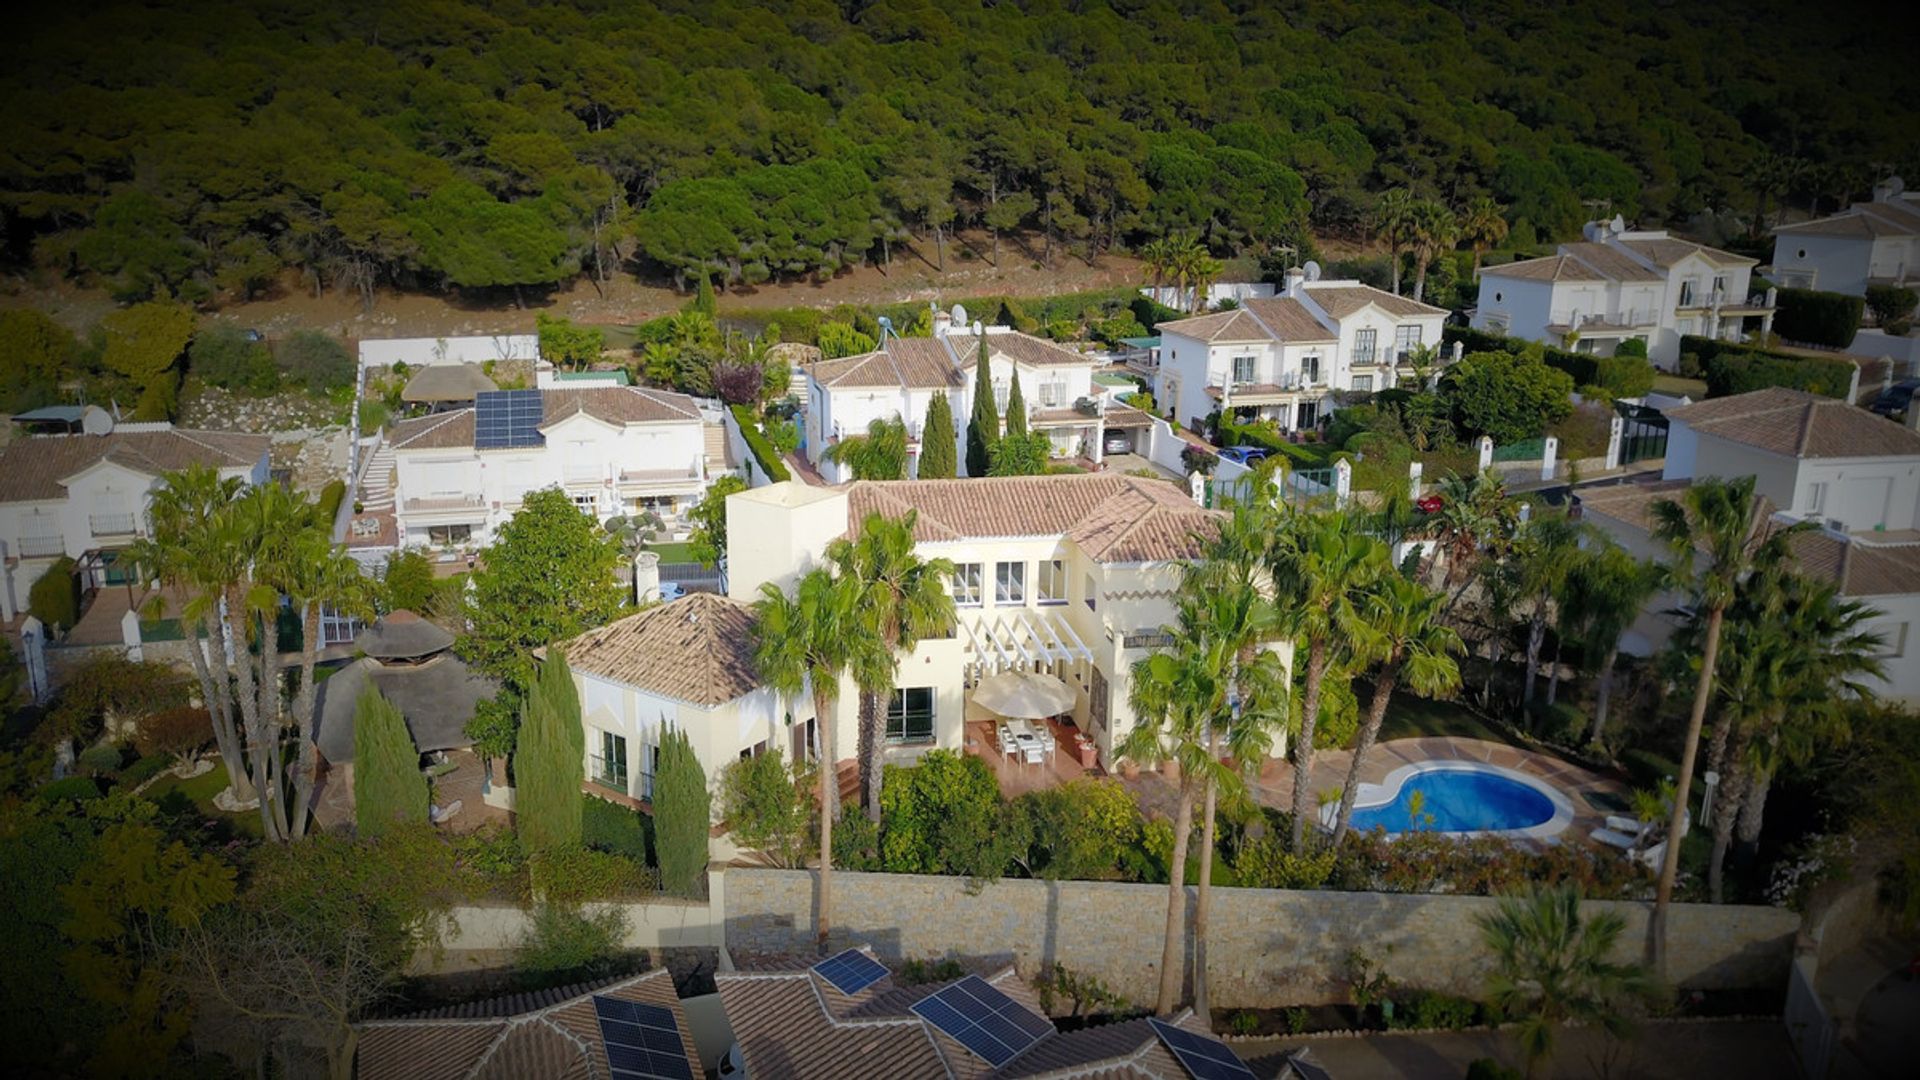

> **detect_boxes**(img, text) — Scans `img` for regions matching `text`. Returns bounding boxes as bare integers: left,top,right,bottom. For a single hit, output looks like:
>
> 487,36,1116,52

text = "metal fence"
658,561,721,591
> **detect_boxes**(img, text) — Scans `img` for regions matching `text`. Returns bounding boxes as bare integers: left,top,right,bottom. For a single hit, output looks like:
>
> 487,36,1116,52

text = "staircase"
358,443,396,512
703,422,734,473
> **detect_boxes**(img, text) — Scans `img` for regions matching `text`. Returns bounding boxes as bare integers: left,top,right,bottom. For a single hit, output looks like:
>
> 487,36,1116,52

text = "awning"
959,608,1093,678
971,670,1075,719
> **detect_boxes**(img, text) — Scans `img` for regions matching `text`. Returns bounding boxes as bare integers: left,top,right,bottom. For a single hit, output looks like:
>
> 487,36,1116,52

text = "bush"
515,901,629,980
314,479,347,527
76,743,126,777
1466,1059,1523,1080
1773,287,1864,347
38,776,103,801
720,750,812,868
877,750,1019,880
381,549,437,612
1234,833,1337,889
582,794,650,860
275,330,354,392
133,706,213,761
1530,701,1587,745
1677,351,1703,379
354,688,427,838
652,728,710,897
28,557,79,631
731,403,791,481
1865,285,1918,328
1393,990,1481,1030
1012,780,1143,880
1691,337,1854,399
531,846,658,904
1443,326,1652,401
190,325,279,392
119,753,177,788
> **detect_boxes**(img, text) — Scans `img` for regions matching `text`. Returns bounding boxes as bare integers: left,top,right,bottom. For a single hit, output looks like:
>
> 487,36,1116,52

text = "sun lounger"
1591,826,1638,851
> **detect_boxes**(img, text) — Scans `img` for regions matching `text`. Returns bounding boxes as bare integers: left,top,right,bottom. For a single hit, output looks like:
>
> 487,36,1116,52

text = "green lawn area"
145,760,264,840
1372,686,1515,745
597,324,639,351
1651,374,1708,398
644,540,699,564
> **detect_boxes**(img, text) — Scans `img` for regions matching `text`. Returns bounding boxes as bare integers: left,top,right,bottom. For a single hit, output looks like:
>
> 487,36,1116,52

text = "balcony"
403,494,485,514
1545,310,1657,335
16,535,65,559
89,513,137,538
589,754,630,796
1352,347,1382,366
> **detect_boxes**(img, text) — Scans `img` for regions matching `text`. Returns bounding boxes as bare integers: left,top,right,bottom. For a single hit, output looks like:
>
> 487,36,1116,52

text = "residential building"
718,947,1261,1079
1154,273,1448,433
1473,217,1770,367
1770,178,1920,297
1579,388,1920,702
563,473,1288,801
384,386,723,550
803,315,1154,481
0,407,268,620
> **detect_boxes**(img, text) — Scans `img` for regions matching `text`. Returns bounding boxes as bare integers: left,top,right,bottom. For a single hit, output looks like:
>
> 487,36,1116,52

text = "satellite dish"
1302,260,1322,282
876,315,894,343
1610,213,1627,233
951,303,968,327
972,320,983,336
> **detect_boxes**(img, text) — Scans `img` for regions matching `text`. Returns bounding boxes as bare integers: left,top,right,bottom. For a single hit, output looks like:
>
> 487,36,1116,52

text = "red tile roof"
0,427,267,503
1667,388,1920,459
843,473,1219,562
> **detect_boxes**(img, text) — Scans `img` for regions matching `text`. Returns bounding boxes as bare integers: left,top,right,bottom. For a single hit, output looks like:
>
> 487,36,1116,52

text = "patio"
962,714,1102,798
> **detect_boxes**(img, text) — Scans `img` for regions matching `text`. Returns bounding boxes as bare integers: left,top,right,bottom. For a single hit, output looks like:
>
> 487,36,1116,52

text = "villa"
560,473,1292,806
1769,177,1920,297
1153,270,1449,435
1472,217,1771,366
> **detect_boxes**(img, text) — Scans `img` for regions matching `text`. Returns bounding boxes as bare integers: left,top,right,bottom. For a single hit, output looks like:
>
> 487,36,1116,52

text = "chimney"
1283,267,1305,296
933,310,952,337
633,551,661,605
1872,176,1904,203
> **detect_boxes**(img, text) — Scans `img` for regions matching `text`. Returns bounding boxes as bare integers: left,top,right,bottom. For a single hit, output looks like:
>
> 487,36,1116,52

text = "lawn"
1371,685,1515,745
145,759,264,840
1651,374,1708,398
644,540,699,564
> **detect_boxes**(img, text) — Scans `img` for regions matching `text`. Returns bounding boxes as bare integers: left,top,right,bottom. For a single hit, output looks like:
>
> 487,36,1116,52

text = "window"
593,731,628,793
572,492,598,513
1302,355,1321,384
1039,378,1067,407
1354,328,1377,365
951,563,983,606
1231,355,1256,383
1037,559,1066,605
1808,483,1828,515
1296,401,1319,429
1713,275,1727,299
994,561,1025,604
1678,280,1695,306
1494,291,1503,303
993,379,1011,411
886,687,936,743
1084,573,1098,611
1393,324,1422,359
427,524,471,546
1352,375,1374,393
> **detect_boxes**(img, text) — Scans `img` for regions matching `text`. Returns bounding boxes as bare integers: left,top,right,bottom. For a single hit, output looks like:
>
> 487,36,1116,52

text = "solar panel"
474,389,545,449
908,974,1053,1067
593,995,694,1080
1148,1017,1257,1080
812,948,890,995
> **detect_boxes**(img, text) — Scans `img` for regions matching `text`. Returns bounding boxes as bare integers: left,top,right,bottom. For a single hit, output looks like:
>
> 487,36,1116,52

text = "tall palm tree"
1371,189,1416,296
1477,557,1525,709
1268,509,1390,852
1426,470,1519,611
1188,251,1225,314
277,533,372,839
1477,885,1652,1080
752,568,889,953
1645,477,1803,971
1140,237,1176,303
1330,575,1463,848
1461,196,1509,279
1122,619,1233,1016
1512,511,1585,708
1561,542,1663,747
1408,201,1458,303
827,511,956,823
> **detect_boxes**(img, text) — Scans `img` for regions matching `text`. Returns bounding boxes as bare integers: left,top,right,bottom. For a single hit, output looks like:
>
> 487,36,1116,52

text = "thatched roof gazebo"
312,610,497,764
401,363,497,406
354,609,455,662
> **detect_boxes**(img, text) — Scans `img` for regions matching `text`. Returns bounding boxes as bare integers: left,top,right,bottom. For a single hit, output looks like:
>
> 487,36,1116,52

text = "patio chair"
1590,826,1638,851
1605,815,1650,839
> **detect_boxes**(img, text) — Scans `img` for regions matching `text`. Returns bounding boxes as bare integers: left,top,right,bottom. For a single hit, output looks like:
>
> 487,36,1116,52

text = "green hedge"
1218,420,1339,468
28,556,80,631
730,404,791,482
1443,325,1652,399
1773,287,1864,348
315,479,346,526
1683,336,1854,399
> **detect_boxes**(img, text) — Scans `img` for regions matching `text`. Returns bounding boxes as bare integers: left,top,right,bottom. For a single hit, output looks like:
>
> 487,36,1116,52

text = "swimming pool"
1334,761,1575,840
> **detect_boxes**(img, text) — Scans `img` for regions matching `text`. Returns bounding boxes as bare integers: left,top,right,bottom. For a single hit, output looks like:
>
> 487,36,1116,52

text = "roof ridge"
1233,304,1277,340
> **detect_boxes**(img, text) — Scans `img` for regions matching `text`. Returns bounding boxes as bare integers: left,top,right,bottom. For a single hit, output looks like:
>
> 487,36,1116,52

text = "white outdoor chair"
1590,826,1637,851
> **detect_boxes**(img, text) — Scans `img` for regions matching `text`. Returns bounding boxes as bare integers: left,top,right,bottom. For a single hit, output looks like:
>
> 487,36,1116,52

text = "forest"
1,0,1912,305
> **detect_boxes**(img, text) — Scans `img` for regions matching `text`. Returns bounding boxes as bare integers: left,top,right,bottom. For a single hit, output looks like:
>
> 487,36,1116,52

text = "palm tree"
1645,477,1803,971
1140,237,1177,304
1268,508,1390,852
752,568,890,953
1461,196,1509,279
276,533,372,839
1512,511,1585,708
1330,575,1463,848
1477,557,1525,709
1561,542,1663,748
827,511,956,823
1477,885,1652,1080
1188,251,1225,314
1426,470,1519,611
1371,189,1415,296
1408,201,1458,303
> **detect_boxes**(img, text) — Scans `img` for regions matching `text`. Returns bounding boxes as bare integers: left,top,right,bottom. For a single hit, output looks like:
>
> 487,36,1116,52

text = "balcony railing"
1352,347,1380,365
403,494,484,513
589,754,630,795
17,535,65,559
89,513,137,537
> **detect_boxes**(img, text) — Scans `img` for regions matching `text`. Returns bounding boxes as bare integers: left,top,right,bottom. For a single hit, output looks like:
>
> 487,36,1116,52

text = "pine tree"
1004,375,1029,437
965,338,997,477
652,727,711,897
515,650,585,854
353,688,426,838
691,273,716,316
918,392,957,479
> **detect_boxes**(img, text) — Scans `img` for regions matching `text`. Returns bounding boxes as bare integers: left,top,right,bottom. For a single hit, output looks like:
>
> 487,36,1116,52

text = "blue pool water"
1348,766,1556,834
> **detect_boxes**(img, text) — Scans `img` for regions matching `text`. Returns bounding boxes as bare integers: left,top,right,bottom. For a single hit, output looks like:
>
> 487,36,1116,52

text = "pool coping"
1321,759,1579,842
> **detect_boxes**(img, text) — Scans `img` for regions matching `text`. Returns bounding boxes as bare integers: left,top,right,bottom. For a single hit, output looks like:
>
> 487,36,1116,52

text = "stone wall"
723,868,1799,1009
438,896,725,953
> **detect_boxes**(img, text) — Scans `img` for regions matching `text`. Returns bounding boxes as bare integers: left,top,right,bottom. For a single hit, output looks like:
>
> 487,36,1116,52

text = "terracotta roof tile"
390,410,477,450
1299,283,1448,319
1154,308,1272,343
1617,237,1754,269
1239,297,1337,341
1479,254,1605,283
843,474,1219,562
979,331,1096,368
0,427,266,503
557,593,760,707
1561,242,1665,282
809,338,968,390
1789,531,1920,597
1667,388,1920,459
543,386,701,426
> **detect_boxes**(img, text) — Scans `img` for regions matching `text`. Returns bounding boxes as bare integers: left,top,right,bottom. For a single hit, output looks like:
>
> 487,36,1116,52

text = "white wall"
1797,457,1920,531
358,334,538,368
1472,277,1556,343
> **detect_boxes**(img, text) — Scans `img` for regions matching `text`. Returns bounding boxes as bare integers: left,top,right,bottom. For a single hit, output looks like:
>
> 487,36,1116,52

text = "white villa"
1580,388,1920,702
803,315,1155,482
383,386,725,549
560,473,1290,804
0,407,268,620
1770,178,1920,298
1153,272,1449,433
1473,217,1771,367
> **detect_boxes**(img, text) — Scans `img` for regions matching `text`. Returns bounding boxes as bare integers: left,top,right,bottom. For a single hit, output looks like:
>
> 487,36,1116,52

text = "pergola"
959,608,1094,683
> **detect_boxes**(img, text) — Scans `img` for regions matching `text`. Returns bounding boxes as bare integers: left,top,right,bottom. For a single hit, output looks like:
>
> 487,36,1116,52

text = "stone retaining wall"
439,896,724,953
723,869,1798,1009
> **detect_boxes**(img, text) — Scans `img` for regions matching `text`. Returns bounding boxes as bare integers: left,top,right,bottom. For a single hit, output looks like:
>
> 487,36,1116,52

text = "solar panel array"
593,995,694,1080
473,389,545,449
908,974,1053,1067
812,948,890,995
1148,1017,1257,1080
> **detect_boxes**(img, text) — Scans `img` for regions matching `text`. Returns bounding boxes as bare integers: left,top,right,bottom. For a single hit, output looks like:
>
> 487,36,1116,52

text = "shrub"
731,403,791,481
1773,287,1864,347
133,706,214,762
515,653,586,854
275,329,354,392
1466,1059,1523,1080
1180,443,1217,475
582,794,650,860
1676,351,1703,379
1395,990,1481,1030
1234,832,1337,889
38,776,103,801
899,957,968,986
314,479,347,527
878,750,1018,880
720,750,812,868
28,557,79,631
119,753,176,789
189,325,278,391
354,687,426,838
1694,340,1853,399
76,743,126,777
652,727,710,897
531,846,657,904
1865,284,1917,329
381,549,437,612
515,901,628,980
46,654,189,744
1012,780,1143,880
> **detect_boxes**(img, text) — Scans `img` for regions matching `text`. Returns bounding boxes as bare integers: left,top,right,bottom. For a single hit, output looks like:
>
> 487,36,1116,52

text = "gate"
1783,955,1833,1078
1616,401,1670,465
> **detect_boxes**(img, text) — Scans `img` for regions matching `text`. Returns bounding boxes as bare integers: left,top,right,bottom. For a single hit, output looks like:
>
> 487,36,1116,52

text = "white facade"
1770,182,1920,297
1473,218,1769,367
357,334,539,369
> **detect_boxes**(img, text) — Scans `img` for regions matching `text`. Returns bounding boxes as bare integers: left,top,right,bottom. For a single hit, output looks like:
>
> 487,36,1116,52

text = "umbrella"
971,670,1075,719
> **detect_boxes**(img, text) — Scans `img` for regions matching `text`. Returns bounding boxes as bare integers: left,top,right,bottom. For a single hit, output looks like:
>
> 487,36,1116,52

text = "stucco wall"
723,868,1798,1009
432,896,724,955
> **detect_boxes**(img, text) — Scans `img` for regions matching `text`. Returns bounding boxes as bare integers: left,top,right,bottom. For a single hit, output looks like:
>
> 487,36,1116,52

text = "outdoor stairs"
358,444,396,512
703,422,734,473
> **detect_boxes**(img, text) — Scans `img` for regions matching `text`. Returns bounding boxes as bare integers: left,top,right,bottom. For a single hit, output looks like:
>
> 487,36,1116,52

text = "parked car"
656,581,685,601
1217,445,1269,465
1869,379,1920,421
1102,431,1133,455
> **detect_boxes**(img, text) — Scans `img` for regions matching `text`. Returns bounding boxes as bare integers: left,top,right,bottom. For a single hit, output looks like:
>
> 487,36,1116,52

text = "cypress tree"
965,338,998,477
652,727,711,897
353,688,426,838
516,649,585,854
691,273,717,316
1004,375,1029,437
918,392,957,479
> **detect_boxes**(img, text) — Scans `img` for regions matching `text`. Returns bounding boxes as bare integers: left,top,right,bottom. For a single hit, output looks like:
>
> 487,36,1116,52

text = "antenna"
1302,260,1322,282
876,315,894,344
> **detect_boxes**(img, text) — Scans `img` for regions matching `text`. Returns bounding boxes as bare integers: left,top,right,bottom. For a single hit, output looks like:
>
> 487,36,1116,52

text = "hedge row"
1443,326,1652,399
1773,288,1864,348
1683,336,1854,399
1218,419,1340,468
730,404,791,482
